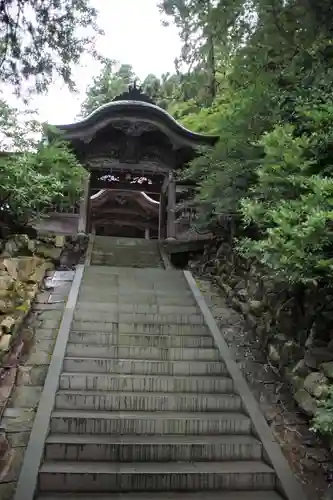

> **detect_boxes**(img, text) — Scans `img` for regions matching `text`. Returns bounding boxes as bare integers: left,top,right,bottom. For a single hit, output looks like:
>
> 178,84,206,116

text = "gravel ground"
195,274,332,500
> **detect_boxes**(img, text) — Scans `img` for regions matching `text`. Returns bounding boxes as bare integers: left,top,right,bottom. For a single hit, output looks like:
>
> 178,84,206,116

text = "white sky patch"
2,0,181,125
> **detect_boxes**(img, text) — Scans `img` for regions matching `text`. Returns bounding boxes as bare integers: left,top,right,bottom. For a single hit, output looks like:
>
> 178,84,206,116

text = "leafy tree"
159,0,251,105
0,99,85,237
0,98,40,151
81,61,138,116
0,141,85,237
159,0,218,104
238,124,333,284
0,0,101,94
164,0,333,439
80,60,189,116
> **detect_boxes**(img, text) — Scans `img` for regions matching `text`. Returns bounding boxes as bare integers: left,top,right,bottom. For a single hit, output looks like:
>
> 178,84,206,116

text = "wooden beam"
94,218,158,230
91,208,158,219
158,191,167,240
90,169,165,183
161,175,169,195
90,180,161,194
167,174,176,239
78,174,90,234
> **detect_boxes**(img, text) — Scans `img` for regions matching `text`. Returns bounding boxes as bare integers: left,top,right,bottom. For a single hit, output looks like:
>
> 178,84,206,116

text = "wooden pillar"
78,173,90,234
158,190,166,240
167,172,176,239
145,227,150,240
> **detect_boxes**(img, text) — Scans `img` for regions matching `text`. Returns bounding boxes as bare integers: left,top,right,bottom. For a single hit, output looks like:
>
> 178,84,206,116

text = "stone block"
294,388,318,416
321,361,333,379
303,371,329,399
0,447,25,482
6,431,30,448
9,386,43,409
0,482,16,500
17,365,49,386
304,347,333,369
0,408,35,432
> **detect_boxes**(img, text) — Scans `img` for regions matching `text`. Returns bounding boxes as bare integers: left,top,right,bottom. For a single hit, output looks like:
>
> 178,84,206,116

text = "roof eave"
46,100,219,147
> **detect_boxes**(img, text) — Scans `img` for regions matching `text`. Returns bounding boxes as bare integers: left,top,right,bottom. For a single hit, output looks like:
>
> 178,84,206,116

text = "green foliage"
180,79,275,220
312,385,333,437
0,98,85,234
0,98,40,151
238,124,333,284
160,0,333,441
159,0,250,105
81,61,136,116
80,59,210,117
0,141,85,231
0,0,101,94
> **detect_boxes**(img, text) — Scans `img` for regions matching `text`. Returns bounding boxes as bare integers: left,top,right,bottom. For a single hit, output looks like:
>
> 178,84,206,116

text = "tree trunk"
206,0,217,103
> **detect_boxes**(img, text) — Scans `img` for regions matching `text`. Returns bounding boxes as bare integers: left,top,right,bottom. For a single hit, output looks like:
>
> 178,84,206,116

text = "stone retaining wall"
0,232,87,498
188,239,333,423
0,234,65,364
0,233,87,367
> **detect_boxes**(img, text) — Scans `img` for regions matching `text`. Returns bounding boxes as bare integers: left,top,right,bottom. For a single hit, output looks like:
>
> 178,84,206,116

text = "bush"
0,141,85,236
238,124,333,285
312,386,333,438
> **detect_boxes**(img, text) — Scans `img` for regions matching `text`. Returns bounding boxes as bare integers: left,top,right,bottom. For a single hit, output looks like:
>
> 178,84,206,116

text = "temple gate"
45,85,218,244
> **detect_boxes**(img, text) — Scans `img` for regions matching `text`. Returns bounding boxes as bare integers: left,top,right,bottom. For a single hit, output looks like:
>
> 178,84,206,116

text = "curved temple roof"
46,99,219,148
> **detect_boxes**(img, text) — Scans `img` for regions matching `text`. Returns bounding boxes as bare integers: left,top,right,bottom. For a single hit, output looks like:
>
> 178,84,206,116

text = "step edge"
51,409,250,419
39,459,275,474
45,433,262,444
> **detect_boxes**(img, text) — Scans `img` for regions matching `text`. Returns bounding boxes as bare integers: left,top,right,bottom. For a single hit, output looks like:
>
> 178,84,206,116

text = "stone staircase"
90,236,164,267
14,236,303,500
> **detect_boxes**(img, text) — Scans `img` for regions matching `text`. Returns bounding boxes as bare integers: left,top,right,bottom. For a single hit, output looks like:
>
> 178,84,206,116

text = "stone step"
55,390,241,412
90,254,163,260
83,269,183,279
82,280,186,288
90,260,164,267
81,277,187,286
84,271,169,278
82,271,185,281
59,371,235,395
118,323,209,335
37,491,284,500
91,248,161,255
70,323,209,336
78,286,194,298
92,249,161,255
45,434,262,462
91,254,162,260
92,236,160,245
65,344,220,361
92,249,160,255
50,410,252,435
38,460,276,492
77,295,196,306
91,257,163,262
90,260,164,268
89,260,164,266
92,244,160,251
75,303,200,315
73,311,204,325
68,331,215,348
59,372,232,392
80,294,180,303
70,321,118,333
91,255,162,261
62,358,228,376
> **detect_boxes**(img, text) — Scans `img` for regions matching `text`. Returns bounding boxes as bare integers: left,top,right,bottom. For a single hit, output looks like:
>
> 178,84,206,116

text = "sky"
5,0,182,125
